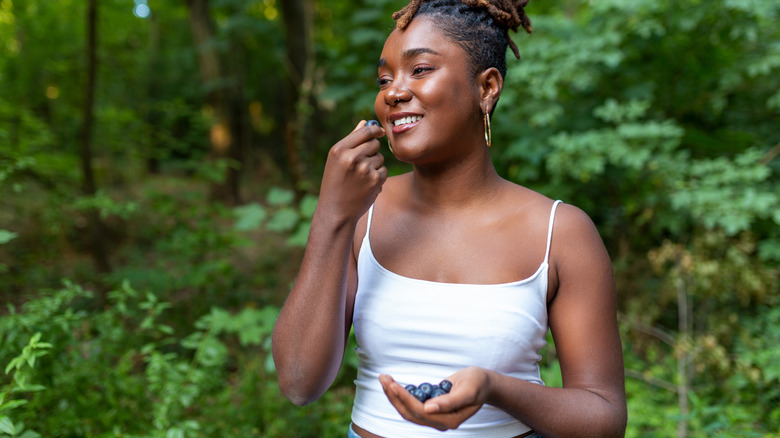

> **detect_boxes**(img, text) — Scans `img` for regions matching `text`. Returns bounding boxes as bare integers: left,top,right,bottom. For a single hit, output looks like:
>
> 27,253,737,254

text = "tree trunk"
676,261,691,438
145,12,162,174
185,0,243,204
280,0,315,193
79,0,112,279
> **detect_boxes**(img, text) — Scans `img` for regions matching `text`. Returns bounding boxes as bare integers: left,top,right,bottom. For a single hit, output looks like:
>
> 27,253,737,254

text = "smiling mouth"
393,115,422,127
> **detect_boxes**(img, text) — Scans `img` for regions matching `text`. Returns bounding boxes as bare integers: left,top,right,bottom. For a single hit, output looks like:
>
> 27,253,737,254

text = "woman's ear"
477,67,503,114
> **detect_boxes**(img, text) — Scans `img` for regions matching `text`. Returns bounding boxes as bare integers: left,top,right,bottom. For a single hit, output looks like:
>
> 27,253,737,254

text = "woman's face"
374,16,484,165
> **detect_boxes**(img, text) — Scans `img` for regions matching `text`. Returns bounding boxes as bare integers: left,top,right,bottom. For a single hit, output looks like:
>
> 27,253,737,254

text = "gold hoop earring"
483,112,492,148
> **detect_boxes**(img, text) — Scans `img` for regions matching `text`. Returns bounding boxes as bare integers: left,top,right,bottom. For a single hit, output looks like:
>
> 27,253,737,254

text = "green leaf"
165,428,184,438
29,333,40,345
195,337,228,368
5,357,20,375
231,307,278,346
0,416,15,435
266,208,299,232
233,203,267,231
15,384,45,393
0,230,17,245
593,98,651,123
266,187,294,206
286,222,311,247
298,195,318,219
0,400,28,412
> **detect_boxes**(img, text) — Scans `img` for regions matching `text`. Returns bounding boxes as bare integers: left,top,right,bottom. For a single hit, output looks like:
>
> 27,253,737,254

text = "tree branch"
760,142,780,166
624,368,678,393
620,313,676,347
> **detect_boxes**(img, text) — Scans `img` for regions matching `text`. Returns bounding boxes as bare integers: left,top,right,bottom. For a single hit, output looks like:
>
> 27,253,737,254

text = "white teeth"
393,115,422,126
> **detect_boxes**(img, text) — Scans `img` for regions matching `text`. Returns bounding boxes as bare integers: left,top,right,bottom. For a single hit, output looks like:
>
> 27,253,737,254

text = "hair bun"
393,0,532,59
471,0,532,34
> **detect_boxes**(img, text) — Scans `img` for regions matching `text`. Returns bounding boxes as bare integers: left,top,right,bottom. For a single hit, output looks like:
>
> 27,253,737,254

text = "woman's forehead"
379,16,461,62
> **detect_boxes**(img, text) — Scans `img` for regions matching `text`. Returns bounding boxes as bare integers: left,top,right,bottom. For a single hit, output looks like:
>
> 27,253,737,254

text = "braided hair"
392,0,532,79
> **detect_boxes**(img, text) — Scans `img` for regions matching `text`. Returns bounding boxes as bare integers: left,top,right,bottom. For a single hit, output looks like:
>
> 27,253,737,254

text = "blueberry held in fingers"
439,380,453,393
366,120,380,127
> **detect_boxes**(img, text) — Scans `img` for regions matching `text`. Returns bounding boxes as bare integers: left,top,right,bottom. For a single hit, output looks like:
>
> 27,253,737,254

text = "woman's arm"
379,203,627,437
272,121,387,406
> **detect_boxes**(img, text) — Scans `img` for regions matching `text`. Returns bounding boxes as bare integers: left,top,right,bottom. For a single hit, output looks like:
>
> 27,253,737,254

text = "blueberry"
404,384,417,393
411,388,429,402
418,382,434,397
439,380,453,393
366,120,380,127
430,387,447,398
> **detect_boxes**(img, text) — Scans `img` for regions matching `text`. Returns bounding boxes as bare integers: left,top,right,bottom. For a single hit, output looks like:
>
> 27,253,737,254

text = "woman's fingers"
330,122,386,184
316,120,388,223
366,148,385,170
343,120,385,149
379,375,440,428
329,123,384,174
424,392,464,415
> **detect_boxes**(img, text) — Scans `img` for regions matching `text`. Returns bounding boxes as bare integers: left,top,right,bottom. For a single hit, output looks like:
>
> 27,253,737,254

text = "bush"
0,281,356,437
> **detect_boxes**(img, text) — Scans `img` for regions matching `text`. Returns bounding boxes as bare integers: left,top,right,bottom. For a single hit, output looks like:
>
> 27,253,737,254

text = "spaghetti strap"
365,204,375,242
544,200,562,264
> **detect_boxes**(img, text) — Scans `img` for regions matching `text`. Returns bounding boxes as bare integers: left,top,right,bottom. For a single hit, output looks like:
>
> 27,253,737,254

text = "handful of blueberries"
404,380,453,403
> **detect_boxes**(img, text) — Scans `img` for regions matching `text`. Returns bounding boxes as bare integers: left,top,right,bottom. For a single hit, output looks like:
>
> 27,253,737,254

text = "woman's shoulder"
502,182,595,230
549,201,600,241
370,172,414,209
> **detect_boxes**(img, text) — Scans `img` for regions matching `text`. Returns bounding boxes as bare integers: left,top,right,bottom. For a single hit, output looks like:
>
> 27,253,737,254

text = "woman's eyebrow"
377,47,442,68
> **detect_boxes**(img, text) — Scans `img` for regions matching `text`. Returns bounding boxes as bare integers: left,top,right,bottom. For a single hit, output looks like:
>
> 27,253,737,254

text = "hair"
392,0,532,79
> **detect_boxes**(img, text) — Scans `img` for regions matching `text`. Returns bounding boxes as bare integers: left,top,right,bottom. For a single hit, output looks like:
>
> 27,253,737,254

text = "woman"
271,1,627,437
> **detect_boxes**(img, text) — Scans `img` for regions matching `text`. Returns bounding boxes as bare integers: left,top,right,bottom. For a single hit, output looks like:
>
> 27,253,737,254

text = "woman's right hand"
317,120,388,224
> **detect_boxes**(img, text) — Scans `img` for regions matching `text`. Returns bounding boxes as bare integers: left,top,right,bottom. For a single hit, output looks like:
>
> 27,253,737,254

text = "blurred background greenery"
0,0,778,436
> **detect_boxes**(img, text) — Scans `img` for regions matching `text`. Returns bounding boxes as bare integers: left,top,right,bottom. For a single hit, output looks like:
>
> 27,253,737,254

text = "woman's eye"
376,77,391,87
413,66,434,75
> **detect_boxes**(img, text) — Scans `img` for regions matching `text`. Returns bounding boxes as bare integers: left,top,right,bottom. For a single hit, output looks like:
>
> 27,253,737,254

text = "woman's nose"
384,84,411,106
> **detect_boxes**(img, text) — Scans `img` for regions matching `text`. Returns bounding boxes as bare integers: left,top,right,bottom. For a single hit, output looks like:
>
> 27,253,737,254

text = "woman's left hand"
379,367,492,431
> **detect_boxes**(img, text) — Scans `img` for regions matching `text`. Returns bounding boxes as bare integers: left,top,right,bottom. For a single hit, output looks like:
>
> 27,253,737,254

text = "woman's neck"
409,147,504,212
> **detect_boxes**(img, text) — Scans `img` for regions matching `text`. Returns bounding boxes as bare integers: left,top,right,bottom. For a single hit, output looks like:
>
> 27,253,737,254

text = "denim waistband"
348,423,362,438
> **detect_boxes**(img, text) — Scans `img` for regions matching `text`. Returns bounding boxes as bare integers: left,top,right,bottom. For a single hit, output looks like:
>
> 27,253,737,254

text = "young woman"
271,1,627,437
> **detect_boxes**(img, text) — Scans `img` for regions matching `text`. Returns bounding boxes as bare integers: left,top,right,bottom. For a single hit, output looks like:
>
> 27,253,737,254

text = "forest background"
0,0,778,437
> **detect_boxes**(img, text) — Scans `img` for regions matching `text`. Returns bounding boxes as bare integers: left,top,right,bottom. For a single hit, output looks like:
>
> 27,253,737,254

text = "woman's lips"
391,115,423,134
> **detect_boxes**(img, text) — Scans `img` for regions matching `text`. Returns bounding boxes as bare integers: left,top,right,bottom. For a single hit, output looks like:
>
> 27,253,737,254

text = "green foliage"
670,148,779,235
0,280,358,437
730,304,780,429
72,190,139,220
0,333,50,438
234,186,318,247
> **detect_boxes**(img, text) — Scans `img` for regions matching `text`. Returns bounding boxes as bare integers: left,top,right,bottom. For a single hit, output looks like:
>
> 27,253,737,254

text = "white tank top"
350,200,561,437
